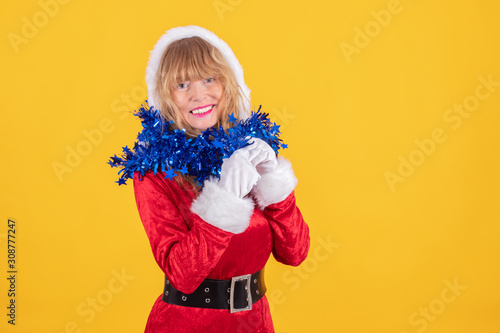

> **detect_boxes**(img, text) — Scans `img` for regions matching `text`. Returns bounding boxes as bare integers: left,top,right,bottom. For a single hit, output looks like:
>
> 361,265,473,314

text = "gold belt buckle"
229,274,252,313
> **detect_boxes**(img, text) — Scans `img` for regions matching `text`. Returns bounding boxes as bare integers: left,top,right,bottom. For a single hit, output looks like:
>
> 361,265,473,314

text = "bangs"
161,37,223,90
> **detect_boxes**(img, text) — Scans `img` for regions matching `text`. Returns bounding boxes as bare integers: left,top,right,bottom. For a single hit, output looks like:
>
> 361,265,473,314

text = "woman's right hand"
219,148,261,198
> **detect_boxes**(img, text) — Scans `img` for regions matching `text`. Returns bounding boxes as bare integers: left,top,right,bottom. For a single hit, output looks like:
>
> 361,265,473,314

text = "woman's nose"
189,81,206,101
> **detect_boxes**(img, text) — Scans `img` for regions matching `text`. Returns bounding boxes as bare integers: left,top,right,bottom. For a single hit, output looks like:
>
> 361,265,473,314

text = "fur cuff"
191,180,254,234
252,157,298,209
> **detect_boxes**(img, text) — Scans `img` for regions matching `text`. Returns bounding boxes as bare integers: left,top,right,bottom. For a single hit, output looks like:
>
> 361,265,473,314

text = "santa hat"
145,25,251,119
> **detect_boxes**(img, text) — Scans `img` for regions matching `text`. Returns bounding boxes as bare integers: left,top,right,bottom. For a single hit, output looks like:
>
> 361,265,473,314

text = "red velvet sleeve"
133,172,235,294
264,191,310,266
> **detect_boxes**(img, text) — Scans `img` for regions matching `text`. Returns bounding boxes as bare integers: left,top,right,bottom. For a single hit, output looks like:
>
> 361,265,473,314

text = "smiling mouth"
190,105,214,116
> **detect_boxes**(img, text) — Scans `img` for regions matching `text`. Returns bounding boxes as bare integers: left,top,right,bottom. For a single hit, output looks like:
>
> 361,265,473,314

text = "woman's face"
172,77,223,132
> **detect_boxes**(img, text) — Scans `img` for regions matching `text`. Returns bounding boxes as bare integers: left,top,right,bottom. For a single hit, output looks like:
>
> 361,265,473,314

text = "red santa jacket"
133,158,310,333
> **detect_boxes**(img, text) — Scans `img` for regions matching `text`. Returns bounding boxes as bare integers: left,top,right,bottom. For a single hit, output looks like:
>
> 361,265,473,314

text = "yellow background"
1,0,499,332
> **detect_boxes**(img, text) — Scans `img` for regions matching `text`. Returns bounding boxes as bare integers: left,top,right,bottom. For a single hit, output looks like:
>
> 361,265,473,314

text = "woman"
132,26,310,332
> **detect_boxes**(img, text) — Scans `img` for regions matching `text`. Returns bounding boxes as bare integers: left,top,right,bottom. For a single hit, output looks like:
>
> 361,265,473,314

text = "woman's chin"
189,114,218,132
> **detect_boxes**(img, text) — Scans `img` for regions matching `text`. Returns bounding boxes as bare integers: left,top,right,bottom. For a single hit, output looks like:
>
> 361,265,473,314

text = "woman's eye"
177,83,187,89
205,77,214,83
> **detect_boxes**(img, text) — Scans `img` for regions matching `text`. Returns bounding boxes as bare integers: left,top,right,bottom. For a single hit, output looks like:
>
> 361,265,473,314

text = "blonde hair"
153,36,246,137
153,36,247,191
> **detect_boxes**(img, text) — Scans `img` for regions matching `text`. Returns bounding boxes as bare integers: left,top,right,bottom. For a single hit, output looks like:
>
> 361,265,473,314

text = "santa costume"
130,26,310,333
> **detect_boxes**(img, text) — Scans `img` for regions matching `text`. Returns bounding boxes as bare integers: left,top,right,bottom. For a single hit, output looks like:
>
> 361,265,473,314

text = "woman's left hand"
243,138,298,209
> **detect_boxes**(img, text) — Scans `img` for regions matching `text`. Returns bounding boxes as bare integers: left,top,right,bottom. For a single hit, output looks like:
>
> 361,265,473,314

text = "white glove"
219,148,261,198
190,148,260,234
244,138,278,174
251,157,298,210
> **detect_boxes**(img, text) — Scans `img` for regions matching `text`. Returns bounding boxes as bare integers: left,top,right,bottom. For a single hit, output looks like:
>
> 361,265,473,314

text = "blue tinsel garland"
108,102,286,186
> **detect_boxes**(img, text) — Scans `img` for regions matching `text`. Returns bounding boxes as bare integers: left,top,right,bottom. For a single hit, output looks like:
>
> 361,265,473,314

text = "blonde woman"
130,26,309,332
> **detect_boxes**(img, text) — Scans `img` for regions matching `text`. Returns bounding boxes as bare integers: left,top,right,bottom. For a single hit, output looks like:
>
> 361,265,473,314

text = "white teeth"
191,105,213,114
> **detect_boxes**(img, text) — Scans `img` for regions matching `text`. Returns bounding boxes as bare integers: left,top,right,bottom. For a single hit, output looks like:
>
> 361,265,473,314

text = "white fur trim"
252,157,298,209
191,180,254,234
146,25,251,119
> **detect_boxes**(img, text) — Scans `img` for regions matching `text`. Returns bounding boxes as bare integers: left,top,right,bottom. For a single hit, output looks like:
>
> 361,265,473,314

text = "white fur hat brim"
145,25,251,119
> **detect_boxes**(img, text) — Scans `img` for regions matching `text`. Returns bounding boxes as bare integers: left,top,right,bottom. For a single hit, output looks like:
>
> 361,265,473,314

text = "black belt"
162,269,266,313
